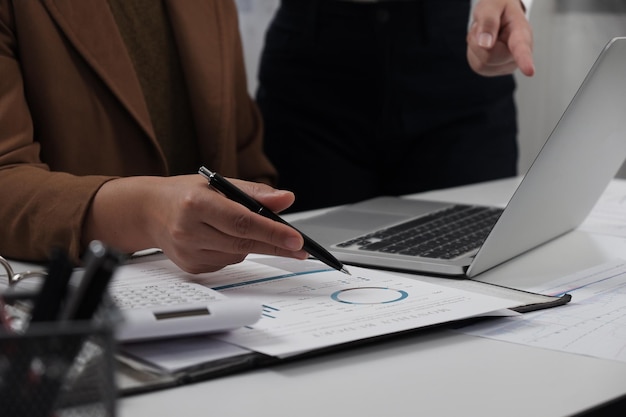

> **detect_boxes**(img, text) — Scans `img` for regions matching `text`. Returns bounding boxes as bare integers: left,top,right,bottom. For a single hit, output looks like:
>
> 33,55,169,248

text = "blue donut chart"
331,287,409,305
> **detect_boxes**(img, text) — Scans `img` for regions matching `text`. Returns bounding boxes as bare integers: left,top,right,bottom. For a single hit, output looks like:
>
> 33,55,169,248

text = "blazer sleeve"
0,4,113,263
0,0,277,263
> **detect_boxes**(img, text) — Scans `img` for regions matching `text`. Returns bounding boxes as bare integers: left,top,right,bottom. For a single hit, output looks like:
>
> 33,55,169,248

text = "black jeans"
257,0,518,211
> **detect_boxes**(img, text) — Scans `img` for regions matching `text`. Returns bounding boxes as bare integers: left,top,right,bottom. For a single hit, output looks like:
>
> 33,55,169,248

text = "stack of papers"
114,254,567,394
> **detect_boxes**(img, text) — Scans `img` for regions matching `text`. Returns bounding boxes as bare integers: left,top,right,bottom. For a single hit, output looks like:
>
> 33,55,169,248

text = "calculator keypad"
111,283,218,310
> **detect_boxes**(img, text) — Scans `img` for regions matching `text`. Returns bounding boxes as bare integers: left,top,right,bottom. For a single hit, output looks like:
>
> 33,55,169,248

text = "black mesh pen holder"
0,319,117,417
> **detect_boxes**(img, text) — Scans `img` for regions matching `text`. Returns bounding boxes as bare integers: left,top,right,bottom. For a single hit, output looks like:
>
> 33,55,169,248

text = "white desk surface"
119,177,626,417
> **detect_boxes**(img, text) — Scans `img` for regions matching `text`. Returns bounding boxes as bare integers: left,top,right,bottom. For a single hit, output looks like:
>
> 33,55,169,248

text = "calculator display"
153,307,211,320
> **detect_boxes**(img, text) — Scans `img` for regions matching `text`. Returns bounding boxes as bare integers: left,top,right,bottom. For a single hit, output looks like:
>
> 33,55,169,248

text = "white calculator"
110,282,262,342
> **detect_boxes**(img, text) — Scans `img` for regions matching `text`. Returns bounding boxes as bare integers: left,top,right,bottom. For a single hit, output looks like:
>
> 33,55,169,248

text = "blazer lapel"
164,0,226,166
42,0,156,141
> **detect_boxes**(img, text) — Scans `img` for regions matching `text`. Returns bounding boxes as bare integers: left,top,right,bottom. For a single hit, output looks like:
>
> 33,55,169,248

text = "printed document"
461,259,626,363
579,178,626,237
116,255,520,358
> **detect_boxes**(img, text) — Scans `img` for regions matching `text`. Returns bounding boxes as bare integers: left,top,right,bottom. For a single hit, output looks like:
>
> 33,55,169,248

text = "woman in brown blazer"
0,0,307,272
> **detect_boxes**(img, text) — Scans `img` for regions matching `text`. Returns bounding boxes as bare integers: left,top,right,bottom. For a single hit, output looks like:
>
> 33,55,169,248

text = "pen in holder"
0,315,117,417
0,242,123,417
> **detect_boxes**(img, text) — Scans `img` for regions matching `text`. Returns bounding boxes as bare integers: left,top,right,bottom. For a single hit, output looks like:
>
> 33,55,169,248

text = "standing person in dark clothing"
257,0,534,211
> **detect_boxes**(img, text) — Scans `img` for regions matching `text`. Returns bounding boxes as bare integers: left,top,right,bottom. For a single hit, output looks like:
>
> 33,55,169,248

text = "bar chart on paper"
199,256,519,357
112,255,520,358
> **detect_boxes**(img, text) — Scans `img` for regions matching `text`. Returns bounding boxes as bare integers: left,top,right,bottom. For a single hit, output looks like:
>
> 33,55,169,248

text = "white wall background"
516,0,626,177
236,0,626,177
235,0,279,94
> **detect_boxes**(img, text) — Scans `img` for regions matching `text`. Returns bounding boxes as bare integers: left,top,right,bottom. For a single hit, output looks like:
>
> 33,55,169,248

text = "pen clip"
198,166,216,183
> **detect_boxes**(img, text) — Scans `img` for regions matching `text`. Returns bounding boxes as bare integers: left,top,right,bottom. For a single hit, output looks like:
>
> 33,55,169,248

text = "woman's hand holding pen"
82,175,307,274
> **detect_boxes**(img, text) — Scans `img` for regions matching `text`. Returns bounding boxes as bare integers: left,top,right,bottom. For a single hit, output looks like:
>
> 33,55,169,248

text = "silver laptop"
292,37,626,278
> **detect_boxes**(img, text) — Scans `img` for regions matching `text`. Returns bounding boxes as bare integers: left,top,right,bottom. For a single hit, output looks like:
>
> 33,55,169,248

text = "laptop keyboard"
335,205,503,260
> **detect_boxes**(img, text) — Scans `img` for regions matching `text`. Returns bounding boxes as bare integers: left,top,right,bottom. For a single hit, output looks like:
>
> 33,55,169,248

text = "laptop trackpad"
294,211,406,247
293,197,452,245
297,210,407,231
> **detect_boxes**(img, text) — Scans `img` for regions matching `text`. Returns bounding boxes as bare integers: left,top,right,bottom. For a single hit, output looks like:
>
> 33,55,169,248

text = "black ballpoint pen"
3,249,74,417
30,241,123,417
29,248,75,323
60,241,124,321
199,166,350,275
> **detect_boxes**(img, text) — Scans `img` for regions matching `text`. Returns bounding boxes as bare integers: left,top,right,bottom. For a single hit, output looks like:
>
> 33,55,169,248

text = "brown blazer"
0,0,276,262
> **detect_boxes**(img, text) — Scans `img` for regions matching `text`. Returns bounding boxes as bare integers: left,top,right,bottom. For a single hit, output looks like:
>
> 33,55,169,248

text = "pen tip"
341,267,351,276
